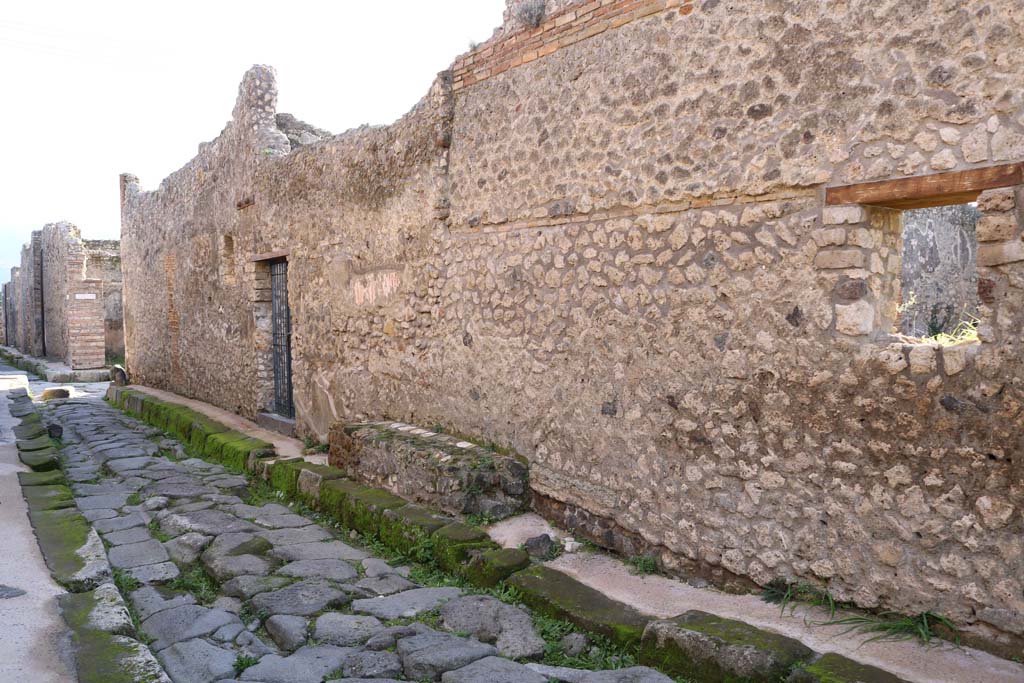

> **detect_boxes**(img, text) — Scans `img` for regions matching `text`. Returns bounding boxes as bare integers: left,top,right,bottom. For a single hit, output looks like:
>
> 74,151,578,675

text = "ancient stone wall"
2,224,120,369
11,235,44,358
120,0,1024,654
84,240,125,361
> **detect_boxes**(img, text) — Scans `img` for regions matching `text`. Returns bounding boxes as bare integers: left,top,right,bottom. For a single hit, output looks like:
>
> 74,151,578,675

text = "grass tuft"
626,555,657,576
233,654,259,675
167,565,219,605
820,611,959,646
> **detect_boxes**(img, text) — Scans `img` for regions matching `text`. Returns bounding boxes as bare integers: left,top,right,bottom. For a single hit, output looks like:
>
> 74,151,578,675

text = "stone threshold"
489,513,1024,683
102,385,1024,683
0,346,111,383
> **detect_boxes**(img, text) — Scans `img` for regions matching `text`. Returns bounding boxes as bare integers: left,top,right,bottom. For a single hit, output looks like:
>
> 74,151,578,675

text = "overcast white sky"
0,0,506,277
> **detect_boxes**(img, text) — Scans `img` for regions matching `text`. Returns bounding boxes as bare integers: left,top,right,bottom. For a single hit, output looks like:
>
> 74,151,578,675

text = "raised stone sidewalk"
15,390,678,683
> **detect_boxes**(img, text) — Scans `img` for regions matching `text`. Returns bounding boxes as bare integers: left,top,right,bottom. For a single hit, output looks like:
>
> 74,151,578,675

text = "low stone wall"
328,421,530,520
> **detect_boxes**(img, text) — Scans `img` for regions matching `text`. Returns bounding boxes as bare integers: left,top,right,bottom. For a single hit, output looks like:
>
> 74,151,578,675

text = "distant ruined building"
2,222,124,369
118,0,1024,656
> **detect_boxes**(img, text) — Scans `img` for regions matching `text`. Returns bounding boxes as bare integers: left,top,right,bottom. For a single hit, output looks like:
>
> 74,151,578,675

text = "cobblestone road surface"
45,394,674,683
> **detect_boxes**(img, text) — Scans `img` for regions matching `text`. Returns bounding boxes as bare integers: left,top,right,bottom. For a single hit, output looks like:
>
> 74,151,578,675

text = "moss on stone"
20,446,60,472
187,415,230,453
342,487,408,537
19,411,42,425
638,611,814,683
292,463,346,506
463,547,531,588
13,422,46,440
62,594,157,683
787,653,909,683
28,508,91,586
431,523,496,574
17,435,54,452
379,505,450,552
508,565,651,647
218,436,271,472
23,483,76,511
318,479,366,523
18,469,67,487
268,458,307,497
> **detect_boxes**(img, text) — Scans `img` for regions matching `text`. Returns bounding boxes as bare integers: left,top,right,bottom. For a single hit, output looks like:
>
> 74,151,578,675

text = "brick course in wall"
453,0,694,92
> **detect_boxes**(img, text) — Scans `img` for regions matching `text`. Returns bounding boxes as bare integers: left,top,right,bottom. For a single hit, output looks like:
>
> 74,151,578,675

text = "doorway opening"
269,259,294,419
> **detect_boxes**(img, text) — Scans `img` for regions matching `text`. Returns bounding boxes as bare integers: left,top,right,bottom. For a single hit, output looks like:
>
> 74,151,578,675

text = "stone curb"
104,385,912,683
9,392,171,683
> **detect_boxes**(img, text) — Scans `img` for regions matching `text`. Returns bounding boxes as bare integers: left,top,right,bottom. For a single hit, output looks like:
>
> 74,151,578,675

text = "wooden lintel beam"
826,163,1023,208
250,250,290,262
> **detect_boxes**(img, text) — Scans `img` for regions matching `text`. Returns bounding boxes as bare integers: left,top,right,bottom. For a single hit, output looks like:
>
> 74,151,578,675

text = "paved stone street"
43,393,674,683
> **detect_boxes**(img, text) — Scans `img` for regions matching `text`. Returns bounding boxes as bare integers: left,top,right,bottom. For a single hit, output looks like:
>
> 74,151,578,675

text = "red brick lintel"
452,0,695,92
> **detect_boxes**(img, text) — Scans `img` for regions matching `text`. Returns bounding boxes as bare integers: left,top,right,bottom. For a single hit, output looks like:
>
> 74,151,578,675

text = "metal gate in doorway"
270,259,294,418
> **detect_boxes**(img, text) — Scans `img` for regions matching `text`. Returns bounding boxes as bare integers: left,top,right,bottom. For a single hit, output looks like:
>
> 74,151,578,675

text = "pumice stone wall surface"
119,0,1024,655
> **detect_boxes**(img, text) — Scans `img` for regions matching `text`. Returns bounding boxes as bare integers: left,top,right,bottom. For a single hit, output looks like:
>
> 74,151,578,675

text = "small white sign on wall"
74,293,97,300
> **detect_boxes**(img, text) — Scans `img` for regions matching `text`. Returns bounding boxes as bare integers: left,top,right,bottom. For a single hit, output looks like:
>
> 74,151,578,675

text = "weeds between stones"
167,565,219,605
112,568,141,595
126,492,142,506
302,436,329,453
626,555,658,576
762,579,960,646
112,569,153,644
146,519,172,543
232,654,259,675
821,611,960,646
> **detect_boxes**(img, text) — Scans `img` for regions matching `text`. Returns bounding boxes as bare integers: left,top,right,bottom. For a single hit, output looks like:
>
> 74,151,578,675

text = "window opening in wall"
896,203,979,345
221,234,237,285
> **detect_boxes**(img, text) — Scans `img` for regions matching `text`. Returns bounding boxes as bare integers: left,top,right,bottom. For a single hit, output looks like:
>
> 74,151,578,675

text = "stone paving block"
103,526,154,546
107,537,169,568
509,566,650,646
314,613,385,646
265,614,309,651
127,561,180,584
94,512,148,534
222,574,293,600
157,637,237,683
786,653,911,683
397,631,497,681
141,603,240,651
250,578,350,616
277,558,359,583
238,644,355,683
342,649,403,679
639,611,814,683
255,525,333,546
269,539,368,562
352,586,463,620
130,585,197,620
76,492,131,510
442,656,548,683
